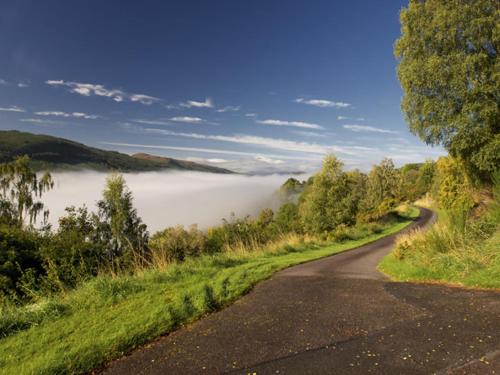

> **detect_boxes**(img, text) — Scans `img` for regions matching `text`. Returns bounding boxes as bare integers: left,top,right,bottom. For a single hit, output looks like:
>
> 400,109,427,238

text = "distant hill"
0,130,234,173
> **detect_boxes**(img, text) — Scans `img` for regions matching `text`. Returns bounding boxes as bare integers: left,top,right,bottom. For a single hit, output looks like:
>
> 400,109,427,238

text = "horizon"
0,0,446,173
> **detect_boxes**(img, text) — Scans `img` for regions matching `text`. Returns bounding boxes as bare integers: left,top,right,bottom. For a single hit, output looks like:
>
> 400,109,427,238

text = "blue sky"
0,0,444,173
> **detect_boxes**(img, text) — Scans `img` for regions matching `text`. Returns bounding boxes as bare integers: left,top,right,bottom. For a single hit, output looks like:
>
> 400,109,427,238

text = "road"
103,208,500,374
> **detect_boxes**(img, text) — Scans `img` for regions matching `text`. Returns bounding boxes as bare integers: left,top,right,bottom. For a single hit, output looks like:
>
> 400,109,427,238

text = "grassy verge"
379,204,500,289
0,214,417,375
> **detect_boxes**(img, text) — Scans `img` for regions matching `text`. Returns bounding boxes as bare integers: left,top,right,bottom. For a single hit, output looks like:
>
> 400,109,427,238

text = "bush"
150,225,206,263
39,206,103,292
0,226,44,300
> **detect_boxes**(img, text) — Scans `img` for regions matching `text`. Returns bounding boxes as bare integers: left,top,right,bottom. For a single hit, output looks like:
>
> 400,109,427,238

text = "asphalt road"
102,208,500,374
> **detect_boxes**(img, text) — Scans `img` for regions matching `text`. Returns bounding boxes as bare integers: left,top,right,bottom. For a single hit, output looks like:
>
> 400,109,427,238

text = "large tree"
395,0,499,180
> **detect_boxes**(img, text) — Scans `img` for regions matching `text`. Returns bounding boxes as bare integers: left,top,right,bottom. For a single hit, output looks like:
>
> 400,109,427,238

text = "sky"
0,0,445,174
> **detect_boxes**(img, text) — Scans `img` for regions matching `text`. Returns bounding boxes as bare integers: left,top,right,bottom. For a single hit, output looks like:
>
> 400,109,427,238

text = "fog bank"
43,171,300,232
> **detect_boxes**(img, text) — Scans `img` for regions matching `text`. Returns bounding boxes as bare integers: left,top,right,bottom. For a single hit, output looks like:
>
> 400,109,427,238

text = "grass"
379,201,500,289
0,213,417,375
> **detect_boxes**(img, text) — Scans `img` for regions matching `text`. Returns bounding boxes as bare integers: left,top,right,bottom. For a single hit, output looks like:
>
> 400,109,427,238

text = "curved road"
103,208,500,374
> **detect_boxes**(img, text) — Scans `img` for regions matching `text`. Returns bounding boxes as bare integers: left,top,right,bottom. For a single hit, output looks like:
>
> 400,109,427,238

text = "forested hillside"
0,130,233,173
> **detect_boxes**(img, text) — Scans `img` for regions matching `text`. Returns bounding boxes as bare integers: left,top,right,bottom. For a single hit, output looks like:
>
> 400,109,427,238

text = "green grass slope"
0,130,233,173
0,213,417,375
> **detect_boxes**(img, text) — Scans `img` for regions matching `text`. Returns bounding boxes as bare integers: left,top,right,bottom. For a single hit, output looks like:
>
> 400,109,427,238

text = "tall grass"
380,189,500,288
0,211,417,375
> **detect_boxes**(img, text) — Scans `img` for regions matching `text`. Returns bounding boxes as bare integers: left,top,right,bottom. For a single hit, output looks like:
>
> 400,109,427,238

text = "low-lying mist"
43,171,301,232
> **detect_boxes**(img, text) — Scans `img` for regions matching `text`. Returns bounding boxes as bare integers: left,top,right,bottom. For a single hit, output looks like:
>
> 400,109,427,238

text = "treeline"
1,154,434,303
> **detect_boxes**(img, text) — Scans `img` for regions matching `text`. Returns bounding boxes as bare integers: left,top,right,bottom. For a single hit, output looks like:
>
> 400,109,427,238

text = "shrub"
0,225,44,300
150,225,206,263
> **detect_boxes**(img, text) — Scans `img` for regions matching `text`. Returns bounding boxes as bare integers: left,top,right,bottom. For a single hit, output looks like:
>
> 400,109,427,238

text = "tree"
415,160,436,198
0,156,53,227
361,158,401,219
279,178,306,202
40,206,103,290
432,156,474,210
95,173,148,267
300,155,355,233
395,0,499,180
275,202,301,233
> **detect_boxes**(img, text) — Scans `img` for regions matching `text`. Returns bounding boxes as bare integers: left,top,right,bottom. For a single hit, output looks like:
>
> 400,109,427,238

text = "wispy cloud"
245,113,257,117
170,116,204,124
0,79,7,85
338,116,365,121
291,130,328,138
45,80,160,105
205,158,228,163
180,98,213,108
133,119,171,126
295,98,351,108
0,105,25,112
255,155,284,165
343,124,398,134
216,105,240,113
129,94,160,105
142,128,372,156
35,111,100,119
20,118,63,125
17,81,30,88
102,141,316,160
257,119,323,130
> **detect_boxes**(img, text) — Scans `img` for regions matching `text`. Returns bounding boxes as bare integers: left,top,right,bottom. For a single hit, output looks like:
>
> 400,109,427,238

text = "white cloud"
295,98,351,108
133,119,171,126
291,130,327,138
17,82,30,88
338,116,365,121
0,79,7,85
255,155,284,165
187,157,230,164
206,158,228,163
180,98,213,108
20,118,63,124
257,119,323,130
343,124,398,134
170,116,204,124
35,111,100,119
245,113,257,117
45,80,159,105
0,105,25,112
130,94,161,105
216,105,240,113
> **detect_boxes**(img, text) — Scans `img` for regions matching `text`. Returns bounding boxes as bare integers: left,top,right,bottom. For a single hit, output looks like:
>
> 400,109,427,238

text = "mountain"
0,130,234,173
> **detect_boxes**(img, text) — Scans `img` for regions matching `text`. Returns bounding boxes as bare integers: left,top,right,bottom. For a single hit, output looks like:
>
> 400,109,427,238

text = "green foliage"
300,155,362,233
395,0,499,180
381,170,500,288
278,177,306,202
360,158,401,220
0,156,53,227
415,160,436,198
94,174,149,269
0,226,43,301
39,206,103,292
432,156,474,210
275,202,301,233
150,225,206,262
